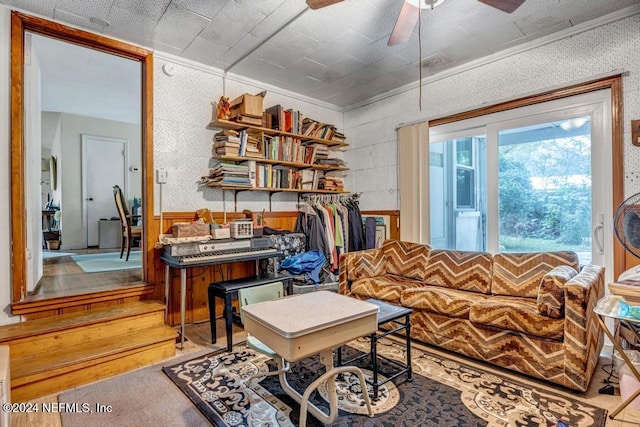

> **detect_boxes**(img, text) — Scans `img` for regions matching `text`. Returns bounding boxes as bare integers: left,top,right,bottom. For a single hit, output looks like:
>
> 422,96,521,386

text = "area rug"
42,251,75,259
70,251,141,273
162,338,607,427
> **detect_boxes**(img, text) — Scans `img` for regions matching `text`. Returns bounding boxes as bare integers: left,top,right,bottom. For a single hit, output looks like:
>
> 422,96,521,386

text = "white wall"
25,40,42,292
153,55,344,216
59,114,141,249
344,14,640,210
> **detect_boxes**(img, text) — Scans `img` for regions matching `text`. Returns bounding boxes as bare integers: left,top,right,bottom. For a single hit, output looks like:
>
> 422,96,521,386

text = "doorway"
82,135,127,248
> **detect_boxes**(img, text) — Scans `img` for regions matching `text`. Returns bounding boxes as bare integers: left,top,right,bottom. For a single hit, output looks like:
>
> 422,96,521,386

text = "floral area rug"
162,338,606,426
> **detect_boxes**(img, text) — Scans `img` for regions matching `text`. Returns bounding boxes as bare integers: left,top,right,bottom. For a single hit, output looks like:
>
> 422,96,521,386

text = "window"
428,90,612,271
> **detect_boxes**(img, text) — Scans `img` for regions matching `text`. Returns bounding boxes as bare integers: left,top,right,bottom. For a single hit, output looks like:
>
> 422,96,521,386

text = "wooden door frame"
10,11,155,307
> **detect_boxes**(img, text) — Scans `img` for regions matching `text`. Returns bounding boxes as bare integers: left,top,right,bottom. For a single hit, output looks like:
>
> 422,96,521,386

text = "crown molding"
344,4,640,112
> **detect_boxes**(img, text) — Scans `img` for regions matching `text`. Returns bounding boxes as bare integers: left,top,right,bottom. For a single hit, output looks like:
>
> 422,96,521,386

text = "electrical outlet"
156,168,168,184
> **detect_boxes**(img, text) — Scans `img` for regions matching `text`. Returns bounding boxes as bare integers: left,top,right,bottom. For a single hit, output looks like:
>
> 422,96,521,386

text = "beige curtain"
398,122,430,243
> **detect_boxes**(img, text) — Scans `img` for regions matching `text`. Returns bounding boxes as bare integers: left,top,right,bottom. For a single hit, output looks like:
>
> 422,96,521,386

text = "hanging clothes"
294,203,330,260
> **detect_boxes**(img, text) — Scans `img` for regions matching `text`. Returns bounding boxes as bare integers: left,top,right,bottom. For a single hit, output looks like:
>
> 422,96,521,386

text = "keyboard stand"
160,251,283,349
208,273,293,352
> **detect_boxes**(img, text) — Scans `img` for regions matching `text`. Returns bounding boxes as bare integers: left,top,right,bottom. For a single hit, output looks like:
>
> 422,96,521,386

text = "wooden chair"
113,185,141,261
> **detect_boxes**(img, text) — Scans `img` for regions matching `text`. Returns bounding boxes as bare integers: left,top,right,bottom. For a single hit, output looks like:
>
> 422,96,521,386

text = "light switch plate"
632,119,640,147
156,168,168,184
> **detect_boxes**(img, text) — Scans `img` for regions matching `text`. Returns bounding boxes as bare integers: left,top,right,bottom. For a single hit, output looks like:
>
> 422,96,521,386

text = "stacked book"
213,130,262,158
315,157,346,168
232,115,262,126
301,118,338,140
205,161,252,187
243,133,262,158
307,143,330,163
319,175,344,192
213,130,241,156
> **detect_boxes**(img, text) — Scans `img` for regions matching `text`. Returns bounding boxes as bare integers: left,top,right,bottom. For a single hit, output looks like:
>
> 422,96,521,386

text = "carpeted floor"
70,251,141,273
161,338,607,427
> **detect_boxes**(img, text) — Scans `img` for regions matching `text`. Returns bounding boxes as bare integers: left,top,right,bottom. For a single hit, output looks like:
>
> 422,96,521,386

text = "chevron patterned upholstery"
338,240,604,391
469,297,564,340
537,265,578,318
348,248,387,280
382,240,431,281
422,249,493,294
351,276,425,303
401,287,487,318
491,252,580,298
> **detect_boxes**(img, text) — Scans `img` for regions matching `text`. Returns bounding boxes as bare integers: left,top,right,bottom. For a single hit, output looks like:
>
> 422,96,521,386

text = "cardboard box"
172,222,210,238
230,93,264,118
212,228,231,240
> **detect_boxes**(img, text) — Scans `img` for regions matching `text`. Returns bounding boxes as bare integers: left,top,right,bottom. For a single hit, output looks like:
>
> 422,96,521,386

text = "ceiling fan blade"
477,0,525,13
306,0,344,9
387,1,419,46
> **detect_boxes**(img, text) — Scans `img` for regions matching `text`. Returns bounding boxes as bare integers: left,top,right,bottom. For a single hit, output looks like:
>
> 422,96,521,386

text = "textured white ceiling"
31,33,141,124
5,0,640,108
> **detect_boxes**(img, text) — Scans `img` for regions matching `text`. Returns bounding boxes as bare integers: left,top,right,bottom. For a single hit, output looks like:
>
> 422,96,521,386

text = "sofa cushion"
351,275,424,303
348,248,387,281
491,252,580,298
422,249,493,294
382,240,431,281
469,297,564,340
401,287,488,319
536,265,578,318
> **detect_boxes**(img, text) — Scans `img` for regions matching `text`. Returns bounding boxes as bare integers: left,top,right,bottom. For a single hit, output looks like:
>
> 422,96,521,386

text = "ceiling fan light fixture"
405,0,447,9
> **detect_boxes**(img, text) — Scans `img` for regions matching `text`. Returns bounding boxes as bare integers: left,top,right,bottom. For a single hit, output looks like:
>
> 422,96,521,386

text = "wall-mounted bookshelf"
205,117,349,199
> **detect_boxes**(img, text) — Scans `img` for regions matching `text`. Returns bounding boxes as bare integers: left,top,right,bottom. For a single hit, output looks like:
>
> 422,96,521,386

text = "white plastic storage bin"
230,220,253,239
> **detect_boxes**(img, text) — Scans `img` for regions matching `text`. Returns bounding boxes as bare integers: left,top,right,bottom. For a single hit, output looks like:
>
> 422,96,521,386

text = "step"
11,325,177,402
0,300,166,344
7,309,167,360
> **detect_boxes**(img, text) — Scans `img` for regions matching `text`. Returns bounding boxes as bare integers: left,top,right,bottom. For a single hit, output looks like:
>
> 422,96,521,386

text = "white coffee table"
241,291,379,426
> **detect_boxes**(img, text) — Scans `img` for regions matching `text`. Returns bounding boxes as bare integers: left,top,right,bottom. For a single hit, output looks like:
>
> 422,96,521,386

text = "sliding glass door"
429,90,612,271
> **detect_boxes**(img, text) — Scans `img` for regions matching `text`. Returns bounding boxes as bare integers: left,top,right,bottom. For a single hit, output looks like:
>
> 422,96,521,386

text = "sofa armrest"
562,264,605,391
338,248,387,295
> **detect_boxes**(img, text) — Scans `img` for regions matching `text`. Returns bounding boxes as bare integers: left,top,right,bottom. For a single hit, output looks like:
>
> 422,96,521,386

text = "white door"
82,135,127,247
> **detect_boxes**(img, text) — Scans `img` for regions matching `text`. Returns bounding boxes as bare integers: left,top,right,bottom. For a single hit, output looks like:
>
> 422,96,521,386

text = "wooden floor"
29,249,143,301
9,319,640,427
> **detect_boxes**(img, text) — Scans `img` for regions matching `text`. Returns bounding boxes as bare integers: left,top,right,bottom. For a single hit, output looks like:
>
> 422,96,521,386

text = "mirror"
10,11,155,305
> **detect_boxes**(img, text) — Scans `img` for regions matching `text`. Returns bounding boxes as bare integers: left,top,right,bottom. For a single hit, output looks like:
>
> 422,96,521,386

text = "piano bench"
208,273,293,352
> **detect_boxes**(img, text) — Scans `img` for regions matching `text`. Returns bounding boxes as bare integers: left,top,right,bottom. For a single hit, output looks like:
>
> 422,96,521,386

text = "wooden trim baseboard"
11,285,155,316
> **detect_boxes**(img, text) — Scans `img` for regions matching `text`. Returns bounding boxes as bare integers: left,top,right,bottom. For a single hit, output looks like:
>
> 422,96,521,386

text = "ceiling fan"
388,0,525,45
306,0,525,45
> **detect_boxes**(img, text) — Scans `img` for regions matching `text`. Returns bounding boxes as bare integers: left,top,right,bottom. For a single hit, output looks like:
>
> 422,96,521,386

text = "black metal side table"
337,298,413,398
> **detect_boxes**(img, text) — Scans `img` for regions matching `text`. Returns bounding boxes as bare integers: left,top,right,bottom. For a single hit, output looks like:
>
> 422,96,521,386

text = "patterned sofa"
338,240,605,392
